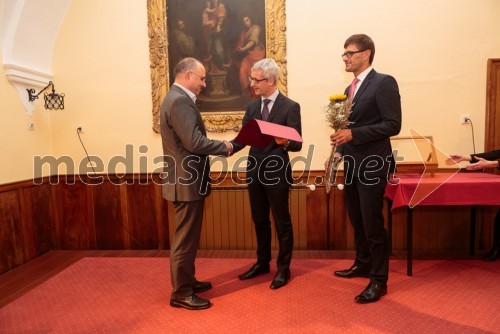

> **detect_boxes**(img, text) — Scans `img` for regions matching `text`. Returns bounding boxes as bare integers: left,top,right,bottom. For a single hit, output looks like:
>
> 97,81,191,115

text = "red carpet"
0,258,499,333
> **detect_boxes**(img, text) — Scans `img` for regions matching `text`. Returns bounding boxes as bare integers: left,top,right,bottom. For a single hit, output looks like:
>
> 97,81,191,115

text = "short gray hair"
251,58,280,84
174,57,203,77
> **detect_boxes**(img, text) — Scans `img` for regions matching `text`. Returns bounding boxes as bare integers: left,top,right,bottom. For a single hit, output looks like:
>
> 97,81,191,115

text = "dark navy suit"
337,69,402,283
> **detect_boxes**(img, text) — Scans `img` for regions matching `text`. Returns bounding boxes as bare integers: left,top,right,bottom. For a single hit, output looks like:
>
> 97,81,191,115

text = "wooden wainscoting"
0,176,170,274
187,187,310,251
0,181,55,274
0,172,495,274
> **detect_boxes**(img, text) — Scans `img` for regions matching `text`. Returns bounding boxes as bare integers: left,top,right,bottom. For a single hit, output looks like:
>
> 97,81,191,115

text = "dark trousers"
345,177,389,283
248,182,293,271
170,200,205,298
494,209,500,243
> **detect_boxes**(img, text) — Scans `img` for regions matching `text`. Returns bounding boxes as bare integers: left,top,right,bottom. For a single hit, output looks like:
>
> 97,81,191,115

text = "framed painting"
147,0,287,133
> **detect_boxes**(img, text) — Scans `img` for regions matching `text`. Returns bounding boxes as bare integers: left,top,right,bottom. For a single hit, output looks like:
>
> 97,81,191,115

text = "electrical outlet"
77,124,85,133
460,114,470,124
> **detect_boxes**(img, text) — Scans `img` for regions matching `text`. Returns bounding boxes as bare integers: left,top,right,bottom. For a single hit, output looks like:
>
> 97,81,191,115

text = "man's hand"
325,152,342,172
274,137,288,146
445,154,471,165
466,157,499,170
330,129,353,146
223,140,233,157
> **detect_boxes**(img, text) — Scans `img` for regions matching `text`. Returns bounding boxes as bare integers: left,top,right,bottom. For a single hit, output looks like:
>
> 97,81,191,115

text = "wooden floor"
0,249,478,308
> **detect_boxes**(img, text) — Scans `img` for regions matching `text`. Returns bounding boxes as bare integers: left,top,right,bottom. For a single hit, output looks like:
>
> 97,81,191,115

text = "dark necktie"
261,99,271,121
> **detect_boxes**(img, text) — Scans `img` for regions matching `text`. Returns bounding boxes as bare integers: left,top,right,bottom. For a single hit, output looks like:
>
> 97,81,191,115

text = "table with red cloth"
384,172,500,276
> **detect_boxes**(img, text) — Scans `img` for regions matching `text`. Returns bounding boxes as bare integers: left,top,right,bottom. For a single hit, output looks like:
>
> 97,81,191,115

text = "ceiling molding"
4,62,52,115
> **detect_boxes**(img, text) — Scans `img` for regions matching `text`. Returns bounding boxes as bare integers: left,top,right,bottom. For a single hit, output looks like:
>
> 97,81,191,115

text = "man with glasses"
329,34,402,303
160,57,232,310
232,58,302,290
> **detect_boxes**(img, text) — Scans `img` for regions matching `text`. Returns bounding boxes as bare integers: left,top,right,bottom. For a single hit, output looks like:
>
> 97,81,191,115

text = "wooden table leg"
470,205,477,256
387,199,393,256
407,207,413,276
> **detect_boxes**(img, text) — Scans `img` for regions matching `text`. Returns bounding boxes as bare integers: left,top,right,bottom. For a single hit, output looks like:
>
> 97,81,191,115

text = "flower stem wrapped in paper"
325,94,353,194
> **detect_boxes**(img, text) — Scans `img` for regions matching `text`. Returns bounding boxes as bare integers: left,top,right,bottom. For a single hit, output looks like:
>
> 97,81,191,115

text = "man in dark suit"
232,58,302,289
329,34,402,303
160,57,232,310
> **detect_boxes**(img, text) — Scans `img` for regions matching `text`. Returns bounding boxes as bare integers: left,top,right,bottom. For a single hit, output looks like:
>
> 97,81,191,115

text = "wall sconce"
26,81,65,110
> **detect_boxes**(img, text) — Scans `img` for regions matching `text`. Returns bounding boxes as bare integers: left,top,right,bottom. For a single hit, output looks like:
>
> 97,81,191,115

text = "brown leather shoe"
170,294,211,310
334,265,370,278
355,282,387,303
270,269,290,290
192,280,212,293
238,263,270,280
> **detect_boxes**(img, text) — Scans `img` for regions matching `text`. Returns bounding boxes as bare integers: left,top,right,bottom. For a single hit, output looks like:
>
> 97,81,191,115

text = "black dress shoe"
483,243,499,262
192,280,212,293
170,294,211,310
238,263,270,280
355,282,387,303
270,269,290,290
334,265,370,278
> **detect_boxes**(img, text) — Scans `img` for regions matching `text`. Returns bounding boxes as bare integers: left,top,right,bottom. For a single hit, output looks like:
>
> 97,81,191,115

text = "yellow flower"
325,94,352,131
329,94,347,103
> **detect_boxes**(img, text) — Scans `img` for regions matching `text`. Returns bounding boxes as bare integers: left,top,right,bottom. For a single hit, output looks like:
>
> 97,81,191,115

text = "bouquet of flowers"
325,94,353,194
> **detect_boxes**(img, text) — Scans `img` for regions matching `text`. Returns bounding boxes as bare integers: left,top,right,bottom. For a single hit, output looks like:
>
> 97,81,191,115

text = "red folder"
234,119,303,149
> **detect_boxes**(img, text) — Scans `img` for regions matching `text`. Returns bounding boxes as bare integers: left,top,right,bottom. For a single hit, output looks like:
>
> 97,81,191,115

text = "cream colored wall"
50,0,158,176
285,0,500,168
2,0,500,183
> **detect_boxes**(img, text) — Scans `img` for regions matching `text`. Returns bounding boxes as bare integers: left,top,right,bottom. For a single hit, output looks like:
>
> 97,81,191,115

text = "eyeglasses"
341,49,367,58
189,71,206,82
248,76,268,83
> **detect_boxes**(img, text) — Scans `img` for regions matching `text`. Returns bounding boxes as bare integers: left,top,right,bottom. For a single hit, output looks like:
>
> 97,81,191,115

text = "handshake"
223,140,233,157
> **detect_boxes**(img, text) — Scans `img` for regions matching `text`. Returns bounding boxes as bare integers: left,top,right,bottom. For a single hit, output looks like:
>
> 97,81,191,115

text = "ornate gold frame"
147,0,287,133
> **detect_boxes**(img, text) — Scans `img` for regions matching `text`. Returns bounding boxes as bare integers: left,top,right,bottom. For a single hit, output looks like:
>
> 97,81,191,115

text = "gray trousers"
170,199,205,298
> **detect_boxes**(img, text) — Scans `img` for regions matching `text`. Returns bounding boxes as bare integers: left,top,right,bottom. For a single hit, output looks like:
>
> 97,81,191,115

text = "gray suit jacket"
160,85,228,202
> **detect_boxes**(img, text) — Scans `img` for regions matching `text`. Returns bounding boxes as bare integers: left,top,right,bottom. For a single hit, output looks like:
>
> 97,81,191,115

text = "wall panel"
54,181,95,250
0,172,495,274
0,190,23,273
92,182,127,249
20,185,55,259
126,182,167,250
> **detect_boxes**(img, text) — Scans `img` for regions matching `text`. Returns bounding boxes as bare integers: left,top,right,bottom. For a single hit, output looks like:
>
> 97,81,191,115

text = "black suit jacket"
337,69,402,180
232,92,302,188
472,150,500,165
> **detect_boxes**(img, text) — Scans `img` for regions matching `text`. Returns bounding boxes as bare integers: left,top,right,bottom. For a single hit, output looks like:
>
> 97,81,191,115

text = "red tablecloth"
385,172,500,209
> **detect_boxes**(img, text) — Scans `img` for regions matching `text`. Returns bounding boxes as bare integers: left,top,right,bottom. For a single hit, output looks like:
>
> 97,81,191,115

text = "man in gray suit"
160,57,232,310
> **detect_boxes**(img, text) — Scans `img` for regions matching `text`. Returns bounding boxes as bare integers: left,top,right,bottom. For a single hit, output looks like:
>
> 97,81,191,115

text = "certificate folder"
234,119,303,149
